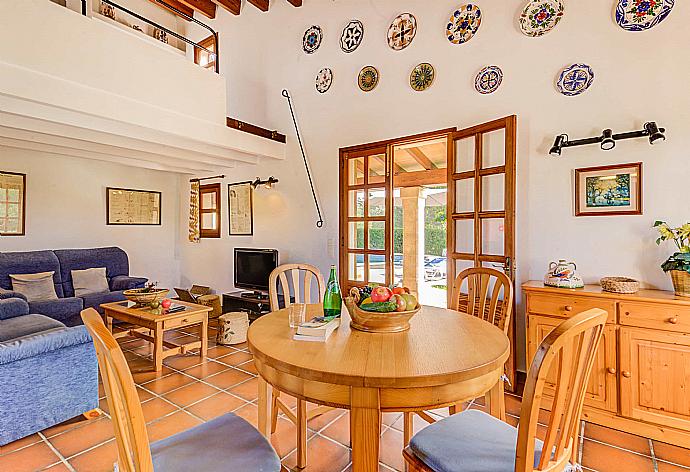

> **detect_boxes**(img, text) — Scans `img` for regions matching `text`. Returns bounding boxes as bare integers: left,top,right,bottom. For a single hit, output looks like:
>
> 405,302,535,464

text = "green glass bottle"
323,264,342,320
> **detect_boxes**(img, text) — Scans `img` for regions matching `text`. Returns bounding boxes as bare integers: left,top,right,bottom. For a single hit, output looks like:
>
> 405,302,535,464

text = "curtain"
189,181,200,243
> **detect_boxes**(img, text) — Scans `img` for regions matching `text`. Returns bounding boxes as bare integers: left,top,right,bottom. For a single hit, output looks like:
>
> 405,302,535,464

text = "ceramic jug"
549,260,577,279
544,259,584,288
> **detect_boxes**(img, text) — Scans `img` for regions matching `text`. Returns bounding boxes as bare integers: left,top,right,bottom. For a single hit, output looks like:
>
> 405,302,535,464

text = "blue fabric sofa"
0,247,147,326
0,296,98,445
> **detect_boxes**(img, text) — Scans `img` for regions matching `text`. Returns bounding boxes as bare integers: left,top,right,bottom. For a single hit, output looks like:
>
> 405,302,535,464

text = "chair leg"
297,400,308,469
448,403,458,415
270,391,279,434
403,412,414,445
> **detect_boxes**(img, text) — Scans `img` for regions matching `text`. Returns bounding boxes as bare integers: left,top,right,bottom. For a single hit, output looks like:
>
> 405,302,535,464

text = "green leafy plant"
654,221,690,274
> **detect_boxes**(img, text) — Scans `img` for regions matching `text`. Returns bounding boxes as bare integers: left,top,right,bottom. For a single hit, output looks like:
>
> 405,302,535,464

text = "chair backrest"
81,308,153,472
449,267,514,334
515,308,608,472
268,263,325,312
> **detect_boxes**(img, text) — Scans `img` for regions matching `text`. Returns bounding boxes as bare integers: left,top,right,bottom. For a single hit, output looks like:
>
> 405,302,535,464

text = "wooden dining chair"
403,308,607,472
80,308,281,472
403,267,514,443
267,263,333,469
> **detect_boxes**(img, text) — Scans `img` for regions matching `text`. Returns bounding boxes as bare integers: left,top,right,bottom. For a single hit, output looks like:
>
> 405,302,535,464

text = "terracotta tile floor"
2,324,690,472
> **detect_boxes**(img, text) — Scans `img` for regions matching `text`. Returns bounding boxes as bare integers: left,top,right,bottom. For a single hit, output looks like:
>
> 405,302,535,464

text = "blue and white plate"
616,0,674,32
303,25,323,54
474,66,503,94
556,64,595,96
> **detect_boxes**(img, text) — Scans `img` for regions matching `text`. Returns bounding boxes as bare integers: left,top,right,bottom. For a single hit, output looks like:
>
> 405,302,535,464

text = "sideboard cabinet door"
619,326,690,431
527,314,618,413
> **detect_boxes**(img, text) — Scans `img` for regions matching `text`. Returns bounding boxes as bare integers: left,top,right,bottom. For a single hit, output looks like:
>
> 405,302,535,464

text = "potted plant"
654,221,690,297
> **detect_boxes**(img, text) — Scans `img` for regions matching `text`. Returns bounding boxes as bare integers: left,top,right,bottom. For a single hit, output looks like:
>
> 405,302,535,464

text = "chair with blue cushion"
403,308,607,472
80,308,281,472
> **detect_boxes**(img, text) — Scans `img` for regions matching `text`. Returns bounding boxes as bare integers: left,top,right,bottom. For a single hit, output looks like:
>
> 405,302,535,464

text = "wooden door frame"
447,115,517,389
339,127,456,292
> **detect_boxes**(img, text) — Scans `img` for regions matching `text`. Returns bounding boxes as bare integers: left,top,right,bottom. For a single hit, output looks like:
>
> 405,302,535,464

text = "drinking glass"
288,303,306,328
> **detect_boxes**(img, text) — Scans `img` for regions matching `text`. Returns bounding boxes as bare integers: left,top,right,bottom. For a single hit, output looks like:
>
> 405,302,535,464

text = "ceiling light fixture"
549,122,666,157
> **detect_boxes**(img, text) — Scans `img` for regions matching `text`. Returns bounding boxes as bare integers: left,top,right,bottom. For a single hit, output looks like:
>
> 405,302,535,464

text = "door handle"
621,371,632,378
607,367,617,375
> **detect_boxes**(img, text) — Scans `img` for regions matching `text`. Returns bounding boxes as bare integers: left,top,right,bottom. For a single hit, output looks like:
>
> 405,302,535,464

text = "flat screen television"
234,248,279,296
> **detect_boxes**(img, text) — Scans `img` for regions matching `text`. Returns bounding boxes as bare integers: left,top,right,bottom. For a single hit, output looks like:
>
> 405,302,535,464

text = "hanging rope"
282,89,324,228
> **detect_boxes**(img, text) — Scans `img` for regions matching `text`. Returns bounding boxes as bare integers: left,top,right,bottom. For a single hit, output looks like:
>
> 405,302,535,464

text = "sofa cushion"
0,298,30,321
28,297,83,325
81,290,126,313
151,413,281,472
72,267,109,297
0,250,64,298
54,247,130,298
0,314,65,343
10,272,59,302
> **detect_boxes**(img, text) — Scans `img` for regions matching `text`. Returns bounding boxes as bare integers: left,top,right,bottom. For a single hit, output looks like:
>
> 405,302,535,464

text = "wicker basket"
600,277,640,294
217,312,249,345
670,270,690,298
123,288,169,307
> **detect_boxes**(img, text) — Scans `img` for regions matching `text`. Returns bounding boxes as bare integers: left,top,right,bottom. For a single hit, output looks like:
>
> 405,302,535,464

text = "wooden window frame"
199,183,221,239
0,171,26,236
194,35,216,70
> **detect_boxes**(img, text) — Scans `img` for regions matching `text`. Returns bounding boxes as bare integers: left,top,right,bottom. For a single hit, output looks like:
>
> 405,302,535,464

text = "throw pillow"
71,267,110,297
10,271,58,302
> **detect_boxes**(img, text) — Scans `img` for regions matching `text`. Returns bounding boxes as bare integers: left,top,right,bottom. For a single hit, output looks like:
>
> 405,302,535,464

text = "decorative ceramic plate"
616,0,674,32
315,68,333,94
341,20,364,53
387,13,417,51
474,65,503,94
303,25,323,54
358,66,380,92
446,4,482,44
556,64,595,96
519,0,565,37
410,63,435,92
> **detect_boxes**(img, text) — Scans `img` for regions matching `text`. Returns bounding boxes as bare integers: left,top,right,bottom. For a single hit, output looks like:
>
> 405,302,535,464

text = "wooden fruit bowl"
345,297,421,333
123,288,169,307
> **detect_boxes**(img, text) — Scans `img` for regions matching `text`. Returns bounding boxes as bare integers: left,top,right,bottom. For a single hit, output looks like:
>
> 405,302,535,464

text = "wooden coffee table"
101,300,211,372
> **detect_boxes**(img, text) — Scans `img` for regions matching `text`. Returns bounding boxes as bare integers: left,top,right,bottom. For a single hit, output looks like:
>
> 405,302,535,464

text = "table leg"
153,324,164,372
486,377,506,422
297,400,308,468
105,313,113,333
350,387,381,472
200,317,208,359
257,375,273,438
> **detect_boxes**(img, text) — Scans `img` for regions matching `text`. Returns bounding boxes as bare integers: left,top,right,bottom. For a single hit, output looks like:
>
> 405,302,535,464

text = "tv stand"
222,291,292,322
240,291,269,300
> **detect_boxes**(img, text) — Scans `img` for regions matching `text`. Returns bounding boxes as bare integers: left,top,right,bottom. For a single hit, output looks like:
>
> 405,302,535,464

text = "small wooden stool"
217,312,249,346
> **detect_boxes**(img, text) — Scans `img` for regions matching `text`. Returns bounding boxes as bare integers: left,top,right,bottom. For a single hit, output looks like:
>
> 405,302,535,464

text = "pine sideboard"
523,281,690,447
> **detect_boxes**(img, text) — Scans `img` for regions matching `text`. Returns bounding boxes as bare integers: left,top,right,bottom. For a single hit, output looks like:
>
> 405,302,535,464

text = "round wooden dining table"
248,304,510,472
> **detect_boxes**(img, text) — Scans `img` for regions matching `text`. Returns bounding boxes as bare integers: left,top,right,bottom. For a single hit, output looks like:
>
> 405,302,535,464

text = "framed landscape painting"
575,163,642,216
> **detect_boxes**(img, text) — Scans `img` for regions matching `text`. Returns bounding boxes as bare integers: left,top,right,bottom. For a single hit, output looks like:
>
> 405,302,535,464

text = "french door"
447,116,517,388
339,145,394,291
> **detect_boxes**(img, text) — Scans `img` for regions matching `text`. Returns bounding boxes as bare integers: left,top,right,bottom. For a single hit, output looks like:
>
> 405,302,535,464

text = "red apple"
391,294,407,312
161,299,172,310
392,287,406,295
370,286,392,303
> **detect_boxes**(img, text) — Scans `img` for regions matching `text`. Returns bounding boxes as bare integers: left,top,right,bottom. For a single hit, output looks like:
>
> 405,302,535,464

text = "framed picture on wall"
228,181,253,236
575,163,642,216
106,187,162,225
0,171,26,236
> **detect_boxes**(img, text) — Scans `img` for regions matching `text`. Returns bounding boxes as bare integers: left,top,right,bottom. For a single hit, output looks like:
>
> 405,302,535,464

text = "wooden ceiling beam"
248,0,269,11
178,0,216,18
286,0,302,6
148,0,195,19
407,147,437,170
211,0,240,15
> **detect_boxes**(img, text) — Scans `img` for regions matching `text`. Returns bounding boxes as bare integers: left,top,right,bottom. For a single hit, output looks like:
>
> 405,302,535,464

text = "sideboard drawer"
527,294,616,324
620,302,690,332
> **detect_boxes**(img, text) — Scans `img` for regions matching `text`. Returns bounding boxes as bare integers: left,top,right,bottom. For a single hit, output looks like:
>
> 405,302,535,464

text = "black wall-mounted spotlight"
549,122,666,157
251,176,279,189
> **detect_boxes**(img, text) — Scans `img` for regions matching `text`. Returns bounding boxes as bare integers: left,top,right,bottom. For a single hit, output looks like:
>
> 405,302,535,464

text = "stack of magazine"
293,316,341,342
